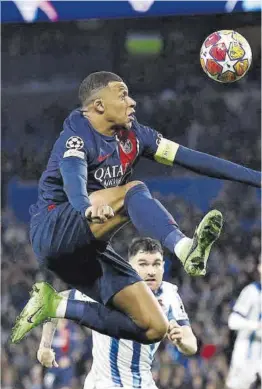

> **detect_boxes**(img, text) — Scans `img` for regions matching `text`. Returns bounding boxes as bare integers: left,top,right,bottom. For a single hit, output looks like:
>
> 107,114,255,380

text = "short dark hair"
128,237,163,260
79,71,123,106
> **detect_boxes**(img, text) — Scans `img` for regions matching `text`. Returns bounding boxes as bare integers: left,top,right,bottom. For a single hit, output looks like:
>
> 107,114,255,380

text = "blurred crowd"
1,191,261,389
1,11,261,389
1,12,261,185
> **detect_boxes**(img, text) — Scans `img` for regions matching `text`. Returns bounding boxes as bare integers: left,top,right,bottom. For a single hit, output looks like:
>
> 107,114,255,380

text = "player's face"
130,251,164,292
101,82,136,130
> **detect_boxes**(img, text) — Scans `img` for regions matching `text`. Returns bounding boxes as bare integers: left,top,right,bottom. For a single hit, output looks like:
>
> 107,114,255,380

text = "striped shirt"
73,281,189,389
230,282,261,362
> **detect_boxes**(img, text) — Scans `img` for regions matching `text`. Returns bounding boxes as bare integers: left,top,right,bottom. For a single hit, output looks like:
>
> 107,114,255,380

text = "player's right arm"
37,290,95,368
228,285,261,332
37,289,71,368
58,132,114,223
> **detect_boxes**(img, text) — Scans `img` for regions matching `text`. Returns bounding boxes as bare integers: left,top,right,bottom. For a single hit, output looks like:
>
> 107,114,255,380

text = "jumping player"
37,238,197,389
11,71,260,345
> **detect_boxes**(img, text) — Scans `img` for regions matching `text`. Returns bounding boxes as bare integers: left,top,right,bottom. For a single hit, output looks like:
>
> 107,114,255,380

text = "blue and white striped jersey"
72,281,190,389
230,281,261,363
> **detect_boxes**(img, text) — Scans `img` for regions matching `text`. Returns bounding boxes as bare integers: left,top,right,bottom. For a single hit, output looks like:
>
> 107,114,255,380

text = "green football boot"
11,282,62,344
179,210,223,276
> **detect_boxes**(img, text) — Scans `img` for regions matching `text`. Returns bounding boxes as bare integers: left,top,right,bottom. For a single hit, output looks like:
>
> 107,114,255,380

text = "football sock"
173,236,192,259
55,298,68,318
62,299,153,344
124,183,186,255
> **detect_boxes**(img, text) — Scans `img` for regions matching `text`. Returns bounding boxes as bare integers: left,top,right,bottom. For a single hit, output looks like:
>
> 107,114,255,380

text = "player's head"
128,237,164,292
79,71,136,130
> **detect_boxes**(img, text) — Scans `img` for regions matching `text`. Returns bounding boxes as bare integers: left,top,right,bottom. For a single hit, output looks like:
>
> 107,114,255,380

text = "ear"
93,98,105,114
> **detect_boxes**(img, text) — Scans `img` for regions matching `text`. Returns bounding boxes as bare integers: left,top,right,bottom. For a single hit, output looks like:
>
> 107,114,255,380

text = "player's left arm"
137,122,261,188
156,138,261,188
167,320,197,356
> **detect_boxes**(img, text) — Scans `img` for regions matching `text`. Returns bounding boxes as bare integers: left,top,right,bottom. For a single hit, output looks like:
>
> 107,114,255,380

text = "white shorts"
84,371,158,389
226,361,261,389
84,372,95,389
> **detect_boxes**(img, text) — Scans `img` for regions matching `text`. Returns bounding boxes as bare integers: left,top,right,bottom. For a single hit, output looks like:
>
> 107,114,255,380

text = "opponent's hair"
128,237,163,260
79,71,123,106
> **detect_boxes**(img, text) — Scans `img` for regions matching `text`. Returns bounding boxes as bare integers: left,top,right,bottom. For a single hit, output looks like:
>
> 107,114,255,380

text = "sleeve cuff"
80,205,91,219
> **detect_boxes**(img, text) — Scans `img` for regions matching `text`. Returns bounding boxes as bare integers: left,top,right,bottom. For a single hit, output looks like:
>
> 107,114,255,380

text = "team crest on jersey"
66,136,84,150
119,139,133,154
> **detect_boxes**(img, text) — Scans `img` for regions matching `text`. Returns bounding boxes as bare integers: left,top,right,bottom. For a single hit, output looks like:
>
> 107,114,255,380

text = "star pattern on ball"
221,52,238,74
66,136,84,150
200,30,251,83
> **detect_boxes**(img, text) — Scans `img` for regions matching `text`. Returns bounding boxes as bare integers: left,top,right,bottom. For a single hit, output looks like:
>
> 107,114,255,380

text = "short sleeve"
232,285,254,318
167,286,190,326
70,289,97,303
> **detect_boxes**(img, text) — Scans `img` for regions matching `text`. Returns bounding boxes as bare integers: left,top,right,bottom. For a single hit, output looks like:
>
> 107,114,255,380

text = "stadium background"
1,1,261,389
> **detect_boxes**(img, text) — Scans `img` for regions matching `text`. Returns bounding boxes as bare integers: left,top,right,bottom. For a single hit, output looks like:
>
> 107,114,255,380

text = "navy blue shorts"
30,203,141,305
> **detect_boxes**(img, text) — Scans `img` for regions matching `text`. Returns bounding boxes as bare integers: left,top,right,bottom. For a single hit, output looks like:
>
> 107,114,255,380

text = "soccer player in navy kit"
11,72,261,346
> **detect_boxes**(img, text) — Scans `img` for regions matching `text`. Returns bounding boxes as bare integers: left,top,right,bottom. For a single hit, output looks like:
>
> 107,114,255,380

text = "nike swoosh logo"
97,153,112,162
27,306,42,324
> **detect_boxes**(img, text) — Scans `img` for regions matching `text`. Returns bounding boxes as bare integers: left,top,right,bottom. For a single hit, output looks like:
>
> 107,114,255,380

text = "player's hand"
37,346,59,368
167,320,183,343
85,205,114,223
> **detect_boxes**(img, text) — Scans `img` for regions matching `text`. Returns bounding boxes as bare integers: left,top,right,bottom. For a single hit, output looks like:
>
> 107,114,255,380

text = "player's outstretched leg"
124,183,223,276
88,182,223,276
11,282,60,344
177,209,223,276
11,281,168,345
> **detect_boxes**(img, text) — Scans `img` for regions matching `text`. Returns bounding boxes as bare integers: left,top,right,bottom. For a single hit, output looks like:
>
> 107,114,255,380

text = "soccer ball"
200,30,252,83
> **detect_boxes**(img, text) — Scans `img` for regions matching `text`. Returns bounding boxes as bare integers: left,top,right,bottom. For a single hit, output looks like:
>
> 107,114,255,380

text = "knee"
145,318,168,343
124,180,145,195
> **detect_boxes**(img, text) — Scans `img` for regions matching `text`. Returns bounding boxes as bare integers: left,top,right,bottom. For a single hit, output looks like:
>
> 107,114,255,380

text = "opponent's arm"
228,311,261,332
37,290,70,368
167,319,197,356
165,286,197,355
228,285,261,332
154,138,261,188
60,157,114,222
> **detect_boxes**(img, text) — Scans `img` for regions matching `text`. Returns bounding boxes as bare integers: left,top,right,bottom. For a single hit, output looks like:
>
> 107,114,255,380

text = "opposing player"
11,71,260,345
37,238,197,389
226,263,261,389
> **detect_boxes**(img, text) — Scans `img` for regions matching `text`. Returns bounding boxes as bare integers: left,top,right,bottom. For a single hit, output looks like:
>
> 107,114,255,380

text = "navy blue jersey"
30,109,162,215
30,108,261,216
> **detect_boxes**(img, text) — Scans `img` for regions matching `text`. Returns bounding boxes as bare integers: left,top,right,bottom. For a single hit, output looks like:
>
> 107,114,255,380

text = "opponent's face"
130,250,164,292
98,82,136,130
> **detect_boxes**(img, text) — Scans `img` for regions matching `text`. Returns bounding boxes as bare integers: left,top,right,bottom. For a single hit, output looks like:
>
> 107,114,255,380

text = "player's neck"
83,112,117,137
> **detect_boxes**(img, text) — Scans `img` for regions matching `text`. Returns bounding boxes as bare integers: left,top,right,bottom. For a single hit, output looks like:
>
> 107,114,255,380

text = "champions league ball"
200,30,252,83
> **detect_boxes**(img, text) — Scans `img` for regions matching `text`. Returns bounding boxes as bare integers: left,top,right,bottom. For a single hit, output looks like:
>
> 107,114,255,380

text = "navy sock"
65,299,151,344
124,183,185,253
